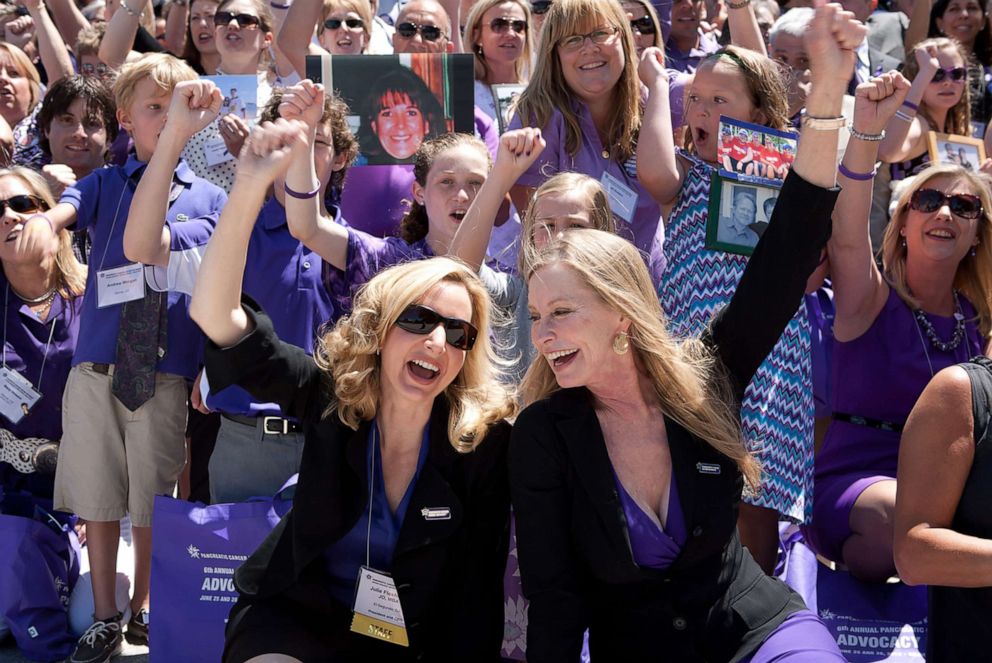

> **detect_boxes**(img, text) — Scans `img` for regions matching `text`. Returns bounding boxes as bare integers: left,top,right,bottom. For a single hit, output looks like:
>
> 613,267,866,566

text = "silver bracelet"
847,124,885,141
894,109,915,123
121,2,144,18
800,111,846,131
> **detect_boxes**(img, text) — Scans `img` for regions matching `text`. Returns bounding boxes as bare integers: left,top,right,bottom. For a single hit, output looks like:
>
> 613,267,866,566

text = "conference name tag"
0,366,42,424
600,171,638,224
96,263,145,308
350,566,409,647
204,137,235,167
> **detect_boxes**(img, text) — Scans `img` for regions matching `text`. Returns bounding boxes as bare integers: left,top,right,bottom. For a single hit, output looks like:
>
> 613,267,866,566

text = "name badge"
600,171,638,224
421,507,451,521
96,263,145,309
350,566,409,647
696,462,722,475
0,366,42,424
203,137,235,167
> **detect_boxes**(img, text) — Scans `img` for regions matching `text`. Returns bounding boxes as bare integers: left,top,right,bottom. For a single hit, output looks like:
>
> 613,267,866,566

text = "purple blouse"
615,473,687,570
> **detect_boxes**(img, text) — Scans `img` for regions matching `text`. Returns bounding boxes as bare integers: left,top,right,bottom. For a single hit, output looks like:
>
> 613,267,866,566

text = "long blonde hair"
883,164,992,338
463,0,533,84
0,168,86,300
521,230,759,486
902,37,972,137
513,0,641,162
316,257,517,450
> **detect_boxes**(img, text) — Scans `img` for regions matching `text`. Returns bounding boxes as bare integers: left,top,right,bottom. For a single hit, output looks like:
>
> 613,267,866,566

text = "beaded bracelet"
284,181,320,199
121,2,144,18
838,162,876,181
901,100,919,112
848,125,885,142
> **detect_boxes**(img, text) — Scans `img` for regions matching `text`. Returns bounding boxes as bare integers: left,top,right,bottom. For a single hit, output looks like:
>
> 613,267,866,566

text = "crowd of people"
1,0,991,658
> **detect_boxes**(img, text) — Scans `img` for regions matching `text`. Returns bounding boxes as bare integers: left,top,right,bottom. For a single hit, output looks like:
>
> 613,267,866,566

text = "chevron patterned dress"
658,153,814,523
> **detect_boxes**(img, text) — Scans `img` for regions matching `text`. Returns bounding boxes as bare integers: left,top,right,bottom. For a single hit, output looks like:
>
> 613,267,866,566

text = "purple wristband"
26,213,55,234
284,181,320,199
902,100,919,112
269,0,290,8
838,162,876,181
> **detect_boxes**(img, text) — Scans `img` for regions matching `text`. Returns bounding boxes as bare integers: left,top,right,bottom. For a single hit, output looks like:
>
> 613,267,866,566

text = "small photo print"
928,132,986,172
203,74,258,121
717,117,797,187
490,83,525,134
306,53,475,165
705,177,781,256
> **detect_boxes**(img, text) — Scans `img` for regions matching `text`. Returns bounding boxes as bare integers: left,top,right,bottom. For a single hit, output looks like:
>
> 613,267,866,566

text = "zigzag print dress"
658,152,814,523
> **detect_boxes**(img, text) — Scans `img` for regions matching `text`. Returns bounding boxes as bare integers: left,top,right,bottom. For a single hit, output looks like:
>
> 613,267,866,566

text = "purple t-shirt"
61,156,227,379
665,30,721,74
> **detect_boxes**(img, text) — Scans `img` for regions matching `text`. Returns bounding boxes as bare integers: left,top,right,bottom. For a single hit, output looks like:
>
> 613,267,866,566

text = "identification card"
0,366,42,424
350,566,409,647
204,137,235,167
600,171,638,224
96,263,145,308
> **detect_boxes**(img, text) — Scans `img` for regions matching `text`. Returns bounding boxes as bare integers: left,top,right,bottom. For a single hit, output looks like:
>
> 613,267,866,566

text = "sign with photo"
706,177,781,257
202,74,258,121
490,83,525,134
306,53,475,165
927,131,986,171
717,116,797,187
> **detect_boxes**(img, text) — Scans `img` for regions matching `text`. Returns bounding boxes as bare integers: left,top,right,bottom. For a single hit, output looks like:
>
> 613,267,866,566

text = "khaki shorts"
54,363,187,527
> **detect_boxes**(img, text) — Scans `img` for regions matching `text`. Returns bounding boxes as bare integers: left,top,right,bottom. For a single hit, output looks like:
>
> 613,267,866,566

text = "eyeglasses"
323,17,364,30
630,16,655,35
490,17,527,33
931,66,967,83
530,0,552,14
396,21,445,41
558,26,619,52
213,11,261,28
394,304,478,351
0,195,44,216
909,188,983,219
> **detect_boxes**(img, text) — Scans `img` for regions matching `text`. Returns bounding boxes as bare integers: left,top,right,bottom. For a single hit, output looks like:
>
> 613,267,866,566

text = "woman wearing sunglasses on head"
805,66,992,582
191,118,516,663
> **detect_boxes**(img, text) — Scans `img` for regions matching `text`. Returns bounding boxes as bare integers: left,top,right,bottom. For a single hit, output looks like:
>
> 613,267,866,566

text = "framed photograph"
717,116,797,187
928,132,986,171
705,176,782,256
306,53,475,165
490,83,525,134
203,74,258,121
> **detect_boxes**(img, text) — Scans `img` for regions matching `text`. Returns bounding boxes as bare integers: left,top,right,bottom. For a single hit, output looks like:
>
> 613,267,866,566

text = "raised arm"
275,0,325,78
878,45,936,163
725,0,766,56
278,80,351,269
902,0,931,54
449,128,545,271
163,0,188,54
98,0,145,70
894,364,992,587
125,80,221,267
23,0,75,83
190,119,309,347
636,46,684,205
830,72,909,341
44,0,91,51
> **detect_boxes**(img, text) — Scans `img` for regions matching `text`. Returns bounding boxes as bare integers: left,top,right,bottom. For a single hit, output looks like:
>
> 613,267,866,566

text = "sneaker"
124,608,149,646
69,614,123,663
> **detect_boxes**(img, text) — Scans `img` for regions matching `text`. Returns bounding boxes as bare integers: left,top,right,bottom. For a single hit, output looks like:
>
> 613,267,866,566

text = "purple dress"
805,287,984,562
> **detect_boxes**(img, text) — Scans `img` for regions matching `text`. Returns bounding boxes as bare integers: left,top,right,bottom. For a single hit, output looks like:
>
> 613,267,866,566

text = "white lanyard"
366,421,378,567
2,284,57,388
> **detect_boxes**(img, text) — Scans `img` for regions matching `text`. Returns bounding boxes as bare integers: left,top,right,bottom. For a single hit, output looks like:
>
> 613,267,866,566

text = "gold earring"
612,330,629,355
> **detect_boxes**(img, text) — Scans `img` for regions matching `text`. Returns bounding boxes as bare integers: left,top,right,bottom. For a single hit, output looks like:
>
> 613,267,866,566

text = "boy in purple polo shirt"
20,53,227,663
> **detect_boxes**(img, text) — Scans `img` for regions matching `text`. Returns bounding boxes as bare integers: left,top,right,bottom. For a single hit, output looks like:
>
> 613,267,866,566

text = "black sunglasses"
490,17,527,33
630,16,656,34
931,66,967,83
395,304,478,351
323,17,364,29
396,21,444,41
0,195,44,216
530,0,552,14
909,188,983,219
213,11,261,28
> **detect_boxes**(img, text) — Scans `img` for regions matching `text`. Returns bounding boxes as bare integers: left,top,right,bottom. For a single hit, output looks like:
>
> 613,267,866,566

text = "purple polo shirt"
509,101,664,256
665,30,721,74
60,156,227,379
0,283,82,441
205,197,338,417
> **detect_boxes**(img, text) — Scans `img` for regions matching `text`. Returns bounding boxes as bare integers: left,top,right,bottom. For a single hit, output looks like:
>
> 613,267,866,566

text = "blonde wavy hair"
0,44,42,116
521,230,759,486
0,168,86,299
512,0,641,162
901,37,972,137
463,0,533,84
316,257,517,451
882,164,992,338
319,0,374,48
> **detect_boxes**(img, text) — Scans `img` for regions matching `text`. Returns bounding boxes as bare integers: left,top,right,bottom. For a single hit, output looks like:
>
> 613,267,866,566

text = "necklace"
10,285,56,305
912,290,966,353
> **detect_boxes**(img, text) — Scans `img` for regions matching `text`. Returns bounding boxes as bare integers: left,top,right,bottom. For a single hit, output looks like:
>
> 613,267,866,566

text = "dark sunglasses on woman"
0,195,44,216
324,17,364,29
630,16,655,34
395,305,479,351
530,0,552,14
396,21,444,41
490,17,527,33
910,188,983,219
213,11,261,28
931,66,967,83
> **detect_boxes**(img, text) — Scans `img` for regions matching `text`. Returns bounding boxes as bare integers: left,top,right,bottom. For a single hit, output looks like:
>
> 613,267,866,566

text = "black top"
203,304,511,662
510,171,839,662
927,356,992,662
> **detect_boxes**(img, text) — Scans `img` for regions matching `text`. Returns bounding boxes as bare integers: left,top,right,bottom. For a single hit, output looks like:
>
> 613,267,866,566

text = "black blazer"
510,172,839,662
203,305,511,662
